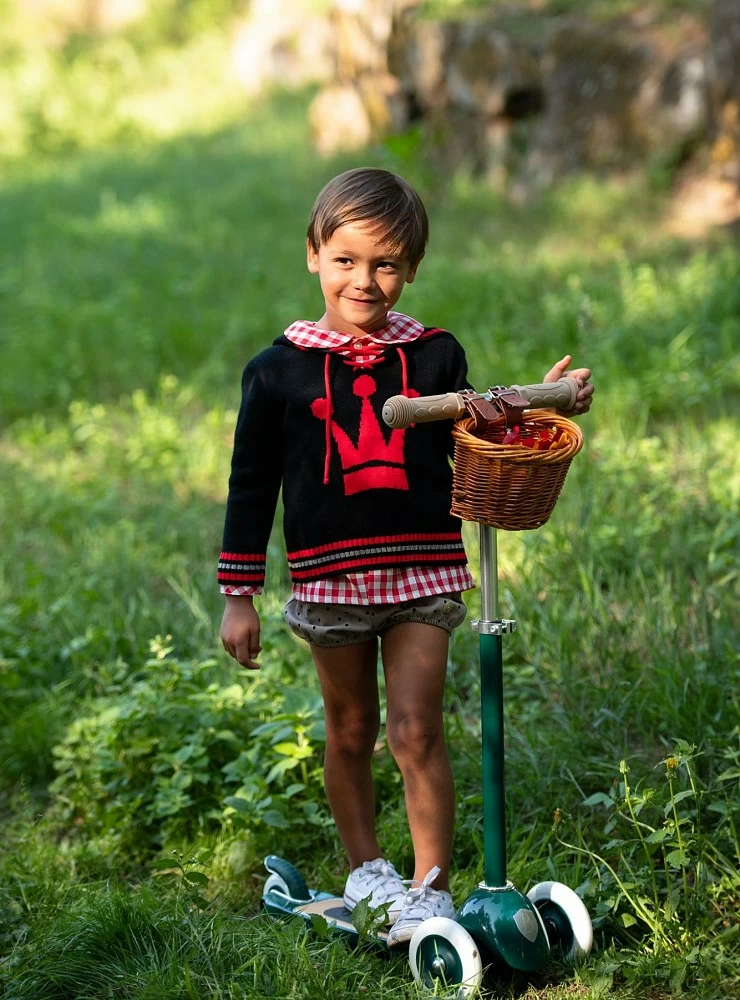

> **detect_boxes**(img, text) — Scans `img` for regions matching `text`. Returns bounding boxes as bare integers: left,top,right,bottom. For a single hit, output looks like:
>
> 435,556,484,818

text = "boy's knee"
386,714,443,765
325,710,380,757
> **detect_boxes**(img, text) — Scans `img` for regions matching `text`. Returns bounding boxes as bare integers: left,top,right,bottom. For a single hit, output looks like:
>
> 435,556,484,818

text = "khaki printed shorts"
283,593,467,648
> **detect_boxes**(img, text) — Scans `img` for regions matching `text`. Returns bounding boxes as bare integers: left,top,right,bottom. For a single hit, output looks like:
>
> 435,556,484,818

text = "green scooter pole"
479,525,507,888
456,524,551,970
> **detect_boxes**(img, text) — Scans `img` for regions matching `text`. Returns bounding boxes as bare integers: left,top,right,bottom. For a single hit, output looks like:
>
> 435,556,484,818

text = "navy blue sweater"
219,328,471,587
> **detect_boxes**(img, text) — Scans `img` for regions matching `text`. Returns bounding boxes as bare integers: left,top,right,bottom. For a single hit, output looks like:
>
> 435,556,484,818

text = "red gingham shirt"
221,312,475,604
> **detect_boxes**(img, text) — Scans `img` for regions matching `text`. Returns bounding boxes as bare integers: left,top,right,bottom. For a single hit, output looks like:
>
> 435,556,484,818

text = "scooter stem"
478,525,508,889
480,525,498,620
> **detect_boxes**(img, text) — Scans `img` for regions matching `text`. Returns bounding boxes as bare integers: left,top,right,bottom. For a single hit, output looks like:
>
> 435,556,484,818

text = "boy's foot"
343,858,406,924
387,866,455,947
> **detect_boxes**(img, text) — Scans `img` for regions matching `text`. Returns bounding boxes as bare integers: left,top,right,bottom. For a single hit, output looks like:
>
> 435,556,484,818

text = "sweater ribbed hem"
286,532,467,581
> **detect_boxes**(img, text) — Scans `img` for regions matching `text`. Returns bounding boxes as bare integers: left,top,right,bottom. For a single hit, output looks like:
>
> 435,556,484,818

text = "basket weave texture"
451,412,583,530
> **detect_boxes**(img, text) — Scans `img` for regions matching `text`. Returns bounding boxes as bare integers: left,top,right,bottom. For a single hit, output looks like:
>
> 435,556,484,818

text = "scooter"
262,377,593,995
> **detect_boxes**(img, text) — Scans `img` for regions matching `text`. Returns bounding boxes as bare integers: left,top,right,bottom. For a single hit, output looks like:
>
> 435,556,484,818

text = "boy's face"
307,222,421,336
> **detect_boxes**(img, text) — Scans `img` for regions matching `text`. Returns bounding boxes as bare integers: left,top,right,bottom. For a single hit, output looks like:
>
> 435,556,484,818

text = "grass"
418,0,711,25
0,21,739,1000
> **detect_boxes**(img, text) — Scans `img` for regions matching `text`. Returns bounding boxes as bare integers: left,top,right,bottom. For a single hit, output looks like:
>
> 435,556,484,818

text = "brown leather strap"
464,397,502,433
463,388,531,431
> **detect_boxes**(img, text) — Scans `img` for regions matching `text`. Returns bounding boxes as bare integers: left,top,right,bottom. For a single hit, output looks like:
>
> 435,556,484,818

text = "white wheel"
527,882,593,962
409,917,483,997
262,855,310,901
264,873,292,896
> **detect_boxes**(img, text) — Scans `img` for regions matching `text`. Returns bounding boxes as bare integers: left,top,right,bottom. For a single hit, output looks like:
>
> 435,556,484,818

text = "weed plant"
0,20,738,1000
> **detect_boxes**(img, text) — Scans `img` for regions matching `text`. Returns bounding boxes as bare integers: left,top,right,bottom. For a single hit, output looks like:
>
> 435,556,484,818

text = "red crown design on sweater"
311,374,418,495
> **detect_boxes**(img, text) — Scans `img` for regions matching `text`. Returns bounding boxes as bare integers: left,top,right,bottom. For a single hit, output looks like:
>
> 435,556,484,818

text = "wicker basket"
451,412,583,530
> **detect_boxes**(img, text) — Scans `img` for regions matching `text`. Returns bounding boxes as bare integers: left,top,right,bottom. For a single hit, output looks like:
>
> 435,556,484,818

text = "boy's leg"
381,622,454,891
310,638,383,869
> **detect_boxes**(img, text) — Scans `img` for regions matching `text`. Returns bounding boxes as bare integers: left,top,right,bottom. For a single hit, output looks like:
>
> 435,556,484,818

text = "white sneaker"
343,858,406,924
387,866,455,947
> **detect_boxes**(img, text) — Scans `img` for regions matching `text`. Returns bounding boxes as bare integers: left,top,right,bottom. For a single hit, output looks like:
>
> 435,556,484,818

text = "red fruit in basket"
502,425,521,445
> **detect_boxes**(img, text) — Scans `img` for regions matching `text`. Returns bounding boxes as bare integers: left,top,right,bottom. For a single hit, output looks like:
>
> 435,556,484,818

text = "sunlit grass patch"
0,30,253,161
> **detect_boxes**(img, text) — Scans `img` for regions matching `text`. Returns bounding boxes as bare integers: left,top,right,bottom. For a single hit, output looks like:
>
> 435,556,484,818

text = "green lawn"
0,24,738,1000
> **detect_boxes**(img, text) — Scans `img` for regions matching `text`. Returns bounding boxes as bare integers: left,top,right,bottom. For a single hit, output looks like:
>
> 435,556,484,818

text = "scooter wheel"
526,882,593,963
409,917,483,997
263,855,310,901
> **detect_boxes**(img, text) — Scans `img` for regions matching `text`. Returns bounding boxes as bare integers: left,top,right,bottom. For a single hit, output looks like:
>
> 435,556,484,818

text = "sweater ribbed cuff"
217,551,266,588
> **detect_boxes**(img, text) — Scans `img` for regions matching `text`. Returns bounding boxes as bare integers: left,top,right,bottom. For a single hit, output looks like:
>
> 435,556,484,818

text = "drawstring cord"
322,352,333,485
398,346,408,397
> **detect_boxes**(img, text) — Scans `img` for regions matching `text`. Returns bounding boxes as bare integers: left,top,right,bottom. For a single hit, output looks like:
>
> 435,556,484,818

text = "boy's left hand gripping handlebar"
382,377,579,429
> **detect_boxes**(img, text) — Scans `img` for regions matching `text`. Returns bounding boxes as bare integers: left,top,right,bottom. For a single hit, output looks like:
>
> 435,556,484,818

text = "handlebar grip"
383,378,581,429
510,377,579,411
382,392,466,429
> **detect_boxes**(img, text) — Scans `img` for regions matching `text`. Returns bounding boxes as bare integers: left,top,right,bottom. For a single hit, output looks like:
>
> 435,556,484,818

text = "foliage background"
0,2,738,997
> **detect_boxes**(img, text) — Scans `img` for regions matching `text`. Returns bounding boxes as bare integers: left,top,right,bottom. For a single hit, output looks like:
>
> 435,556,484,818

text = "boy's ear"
405,252,424,284
307,239,320,274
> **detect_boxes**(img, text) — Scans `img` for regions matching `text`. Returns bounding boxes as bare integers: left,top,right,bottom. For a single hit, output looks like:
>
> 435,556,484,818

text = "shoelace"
397,865,443,920
358,859,403,898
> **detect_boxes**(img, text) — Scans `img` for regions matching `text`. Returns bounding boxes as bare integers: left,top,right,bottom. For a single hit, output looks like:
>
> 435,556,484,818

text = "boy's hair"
307,168,428,264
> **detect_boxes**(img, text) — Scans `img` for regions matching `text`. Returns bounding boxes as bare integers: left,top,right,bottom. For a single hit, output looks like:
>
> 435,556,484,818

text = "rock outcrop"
524,16,707,184
707,0,740,183
232,0,334,97
309,1,716,189
308,0,413,156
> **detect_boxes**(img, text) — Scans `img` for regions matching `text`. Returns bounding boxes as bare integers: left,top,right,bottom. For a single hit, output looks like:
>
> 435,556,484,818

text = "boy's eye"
378,261,398,270
335,257,353,265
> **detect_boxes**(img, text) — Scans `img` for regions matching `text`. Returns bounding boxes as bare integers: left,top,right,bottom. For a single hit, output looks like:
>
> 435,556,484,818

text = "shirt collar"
284,311,425,349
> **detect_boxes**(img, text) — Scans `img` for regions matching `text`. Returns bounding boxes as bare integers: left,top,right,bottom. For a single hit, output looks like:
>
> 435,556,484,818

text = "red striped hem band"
289,552,467,579
287,532,463,560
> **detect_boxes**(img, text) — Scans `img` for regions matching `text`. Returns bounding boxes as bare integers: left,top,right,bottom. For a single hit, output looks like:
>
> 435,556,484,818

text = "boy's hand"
220,596,262,670
542,355,594,416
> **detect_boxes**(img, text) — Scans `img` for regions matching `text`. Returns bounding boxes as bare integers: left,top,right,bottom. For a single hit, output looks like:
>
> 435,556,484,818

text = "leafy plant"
561,737,740,991
152,847,214,910
48,643,330,852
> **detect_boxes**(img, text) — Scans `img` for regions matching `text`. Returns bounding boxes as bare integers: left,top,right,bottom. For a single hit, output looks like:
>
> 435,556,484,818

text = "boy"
219,168,593,944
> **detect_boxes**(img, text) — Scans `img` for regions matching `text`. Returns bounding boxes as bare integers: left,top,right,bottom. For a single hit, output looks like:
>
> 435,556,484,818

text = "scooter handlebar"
381,392,466,429
382,377,579,429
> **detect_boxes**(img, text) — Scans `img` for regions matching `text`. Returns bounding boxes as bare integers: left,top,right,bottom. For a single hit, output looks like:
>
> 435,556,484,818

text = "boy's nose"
353,269,375,290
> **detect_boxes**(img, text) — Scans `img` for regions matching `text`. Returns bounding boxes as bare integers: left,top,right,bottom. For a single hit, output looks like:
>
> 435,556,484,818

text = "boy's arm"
447,338,593,414
445,338,473,457
448,337,474,393
219,358,284,591
219,359,284,669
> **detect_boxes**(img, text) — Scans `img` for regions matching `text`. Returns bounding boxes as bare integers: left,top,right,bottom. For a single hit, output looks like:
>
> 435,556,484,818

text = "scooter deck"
263,889,393,947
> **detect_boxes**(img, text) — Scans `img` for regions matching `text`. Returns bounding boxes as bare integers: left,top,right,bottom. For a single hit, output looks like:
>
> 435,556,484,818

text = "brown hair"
307,168,428,264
